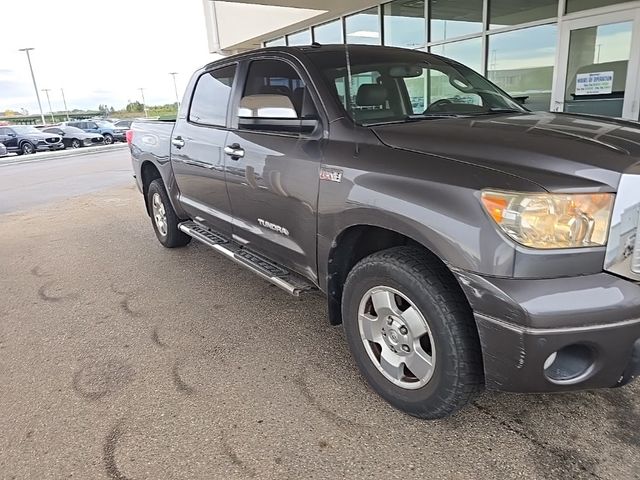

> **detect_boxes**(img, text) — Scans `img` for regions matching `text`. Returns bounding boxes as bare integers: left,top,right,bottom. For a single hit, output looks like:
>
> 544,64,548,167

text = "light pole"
60,88,70,121
18,48,46,125
169,72,180,107
138,87,149,117
42,88,55,123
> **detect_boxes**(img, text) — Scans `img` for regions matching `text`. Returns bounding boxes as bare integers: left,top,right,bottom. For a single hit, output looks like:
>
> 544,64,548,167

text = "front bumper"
36,143,64,151
454,269,640,392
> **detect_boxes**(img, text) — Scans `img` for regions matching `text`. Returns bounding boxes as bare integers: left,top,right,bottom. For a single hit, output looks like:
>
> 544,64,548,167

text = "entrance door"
553,10,640,120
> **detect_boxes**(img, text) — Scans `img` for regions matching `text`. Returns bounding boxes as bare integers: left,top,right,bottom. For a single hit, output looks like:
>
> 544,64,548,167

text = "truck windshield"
307,48,526,125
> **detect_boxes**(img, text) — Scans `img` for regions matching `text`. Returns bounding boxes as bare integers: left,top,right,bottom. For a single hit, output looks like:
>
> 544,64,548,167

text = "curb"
0,143,129,167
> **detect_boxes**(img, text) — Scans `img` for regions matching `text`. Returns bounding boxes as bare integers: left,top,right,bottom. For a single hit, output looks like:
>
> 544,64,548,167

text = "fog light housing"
544,344,595,384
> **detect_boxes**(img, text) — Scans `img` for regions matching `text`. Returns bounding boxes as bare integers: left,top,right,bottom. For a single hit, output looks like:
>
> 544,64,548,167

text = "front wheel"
342,246,484,419
103,134,113,145
70,139,81,149
146,179,191,248
21,142,35,155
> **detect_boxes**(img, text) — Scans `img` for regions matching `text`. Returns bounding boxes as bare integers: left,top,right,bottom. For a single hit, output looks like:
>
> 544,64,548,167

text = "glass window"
566,0,630,14
241,60,315,120
430,36,482,73
383,0,426,49
490,0,558,29
265,37,286,47
487,24,557,111
189,65,236,126
287,29,311,46
311,48,524,125
430,0,482,42
563,21,632,118
345,7,381,45
313,20,343,44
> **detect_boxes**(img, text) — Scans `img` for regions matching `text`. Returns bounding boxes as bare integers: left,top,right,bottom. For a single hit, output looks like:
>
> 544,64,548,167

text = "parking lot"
0,147,639,480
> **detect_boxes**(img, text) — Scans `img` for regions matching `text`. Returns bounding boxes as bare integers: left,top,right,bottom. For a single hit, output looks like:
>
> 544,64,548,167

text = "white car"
0,142,7,157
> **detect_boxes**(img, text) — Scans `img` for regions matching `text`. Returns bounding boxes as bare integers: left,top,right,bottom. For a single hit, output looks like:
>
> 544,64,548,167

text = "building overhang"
202,0,380,54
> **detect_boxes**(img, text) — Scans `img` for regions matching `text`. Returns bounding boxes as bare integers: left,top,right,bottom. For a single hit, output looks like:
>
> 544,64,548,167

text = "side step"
178,221,315,297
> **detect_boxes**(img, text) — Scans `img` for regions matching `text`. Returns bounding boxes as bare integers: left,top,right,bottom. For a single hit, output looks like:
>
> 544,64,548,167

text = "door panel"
171,124,232,235
170,64,237,236
225,130,321,280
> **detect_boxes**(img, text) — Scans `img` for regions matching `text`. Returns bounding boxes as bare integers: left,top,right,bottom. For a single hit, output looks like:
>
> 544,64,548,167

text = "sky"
0,0,221,114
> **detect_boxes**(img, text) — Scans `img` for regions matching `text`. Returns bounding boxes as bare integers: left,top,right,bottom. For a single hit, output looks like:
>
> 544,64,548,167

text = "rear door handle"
224,143,244,160
171,136,185,148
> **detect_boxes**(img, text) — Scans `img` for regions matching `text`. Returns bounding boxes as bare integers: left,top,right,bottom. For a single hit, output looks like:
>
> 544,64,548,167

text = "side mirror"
238,94,319,134
59,131,66,136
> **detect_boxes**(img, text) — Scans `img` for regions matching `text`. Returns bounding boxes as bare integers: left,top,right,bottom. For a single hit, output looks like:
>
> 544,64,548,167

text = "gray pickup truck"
130,44,640,419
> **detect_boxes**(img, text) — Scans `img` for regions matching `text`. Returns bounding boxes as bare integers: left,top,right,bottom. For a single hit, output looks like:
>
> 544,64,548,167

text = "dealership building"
202,0,640,121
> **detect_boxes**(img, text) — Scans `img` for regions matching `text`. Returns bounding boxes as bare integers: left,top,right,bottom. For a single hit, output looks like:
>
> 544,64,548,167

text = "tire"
146,179,191,248
342,246,483,419
103,134,113,145
70,138,81,149
21,142,35,155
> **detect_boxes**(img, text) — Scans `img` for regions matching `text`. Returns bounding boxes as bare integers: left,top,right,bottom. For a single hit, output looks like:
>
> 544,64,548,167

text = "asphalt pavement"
0,148,638,479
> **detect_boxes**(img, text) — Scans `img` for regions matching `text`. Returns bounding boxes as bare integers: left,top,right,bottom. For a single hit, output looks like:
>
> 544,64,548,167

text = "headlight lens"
480,190,614,249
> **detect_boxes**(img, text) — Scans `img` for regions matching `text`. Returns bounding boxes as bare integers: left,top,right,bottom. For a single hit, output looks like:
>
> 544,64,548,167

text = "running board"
178,221,315,297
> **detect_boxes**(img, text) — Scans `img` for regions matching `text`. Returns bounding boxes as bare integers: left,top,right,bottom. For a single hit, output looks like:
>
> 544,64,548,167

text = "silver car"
0,142,7,157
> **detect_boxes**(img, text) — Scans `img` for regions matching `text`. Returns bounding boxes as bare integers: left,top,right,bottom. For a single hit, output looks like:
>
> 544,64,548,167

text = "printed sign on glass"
575,71,614,96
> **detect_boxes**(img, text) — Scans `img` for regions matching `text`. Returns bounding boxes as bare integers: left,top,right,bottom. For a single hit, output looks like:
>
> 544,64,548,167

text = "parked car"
129,45,640,419
42,126,104,148
0,125,64,154
113,120,133,129
63,120,126,144
0,142,7,157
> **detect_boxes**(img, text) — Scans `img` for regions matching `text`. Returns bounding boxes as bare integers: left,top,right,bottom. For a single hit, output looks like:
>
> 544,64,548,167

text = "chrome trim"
604,174,640,281
178,223,302,296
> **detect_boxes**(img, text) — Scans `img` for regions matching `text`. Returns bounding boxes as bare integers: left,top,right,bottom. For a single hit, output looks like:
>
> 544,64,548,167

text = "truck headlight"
480,190,614,249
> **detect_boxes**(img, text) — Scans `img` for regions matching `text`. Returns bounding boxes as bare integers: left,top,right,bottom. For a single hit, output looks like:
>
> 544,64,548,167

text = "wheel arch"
140,161,162,216
324,222,470,326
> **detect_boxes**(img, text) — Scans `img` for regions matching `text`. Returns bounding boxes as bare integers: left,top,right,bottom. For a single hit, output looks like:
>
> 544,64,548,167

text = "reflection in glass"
564,22,632,118
265,37,286,47
430,36,482,73
287,30,311,46
383,0,425,49
566,0,629,14
430,0,482,42
490,0,557,29
345,8,381,45
487,24,557,111
313,20,343,44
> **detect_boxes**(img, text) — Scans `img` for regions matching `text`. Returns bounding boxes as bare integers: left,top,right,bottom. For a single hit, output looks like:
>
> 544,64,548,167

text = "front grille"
604,173,640,281
45,137,60,144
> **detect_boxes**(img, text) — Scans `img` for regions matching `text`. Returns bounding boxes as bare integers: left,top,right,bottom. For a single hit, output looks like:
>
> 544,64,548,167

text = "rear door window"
189,64,236,126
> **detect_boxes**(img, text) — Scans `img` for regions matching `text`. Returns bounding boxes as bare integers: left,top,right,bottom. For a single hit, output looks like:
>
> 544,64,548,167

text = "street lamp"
42,88,55,123
138,87,149,118
169,72,180,107
18,48,46,125
60,88,70,121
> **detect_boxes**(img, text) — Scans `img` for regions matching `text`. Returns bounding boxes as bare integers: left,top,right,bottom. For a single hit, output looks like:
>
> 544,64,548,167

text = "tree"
126,101,144,113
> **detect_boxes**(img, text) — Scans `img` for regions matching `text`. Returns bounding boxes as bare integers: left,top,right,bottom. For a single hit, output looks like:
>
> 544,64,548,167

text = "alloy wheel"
358,286,436,389
152,193,168,236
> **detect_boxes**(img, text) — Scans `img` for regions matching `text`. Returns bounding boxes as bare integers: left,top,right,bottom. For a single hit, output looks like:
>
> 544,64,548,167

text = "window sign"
575,71,614,96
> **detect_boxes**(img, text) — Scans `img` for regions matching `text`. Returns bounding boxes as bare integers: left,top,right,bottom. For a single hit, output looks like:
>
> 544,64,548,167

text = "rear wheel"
103,134,113,145
146,179,191,248
342,246,484,419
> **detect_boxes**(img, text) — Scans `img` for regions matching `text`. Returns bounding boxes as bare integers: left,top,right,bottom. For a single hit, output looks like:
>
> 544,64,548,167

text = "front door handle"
224,143,245,160
171,136,185,148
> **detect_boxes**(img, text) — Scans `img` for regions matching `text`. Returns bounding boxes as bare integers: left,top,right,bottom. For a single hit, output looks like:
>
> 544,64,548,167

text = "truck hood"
370,112,640,192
